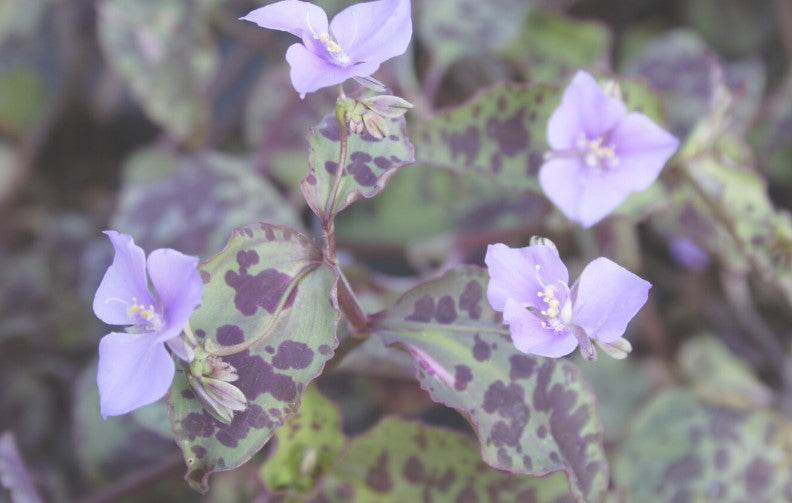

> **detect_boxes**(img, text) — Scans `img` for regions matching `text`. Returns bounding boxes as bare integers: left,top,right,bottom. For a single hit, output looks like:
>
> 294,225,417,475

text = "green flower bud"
363,111,388,139
361,95,413,118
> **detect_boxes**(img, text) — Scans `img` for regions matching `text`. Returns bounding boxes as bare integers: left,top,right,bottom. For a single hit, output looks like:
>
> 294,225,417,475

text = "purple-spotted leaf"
300,113,415,223
371,266,608,503
259,385,344,498
417,0,529,67
413,84,561,193
615,389,792,502
168,224,339,492
321,417,573,502
622,30,764,137
97,0,217,144
112,147,301,258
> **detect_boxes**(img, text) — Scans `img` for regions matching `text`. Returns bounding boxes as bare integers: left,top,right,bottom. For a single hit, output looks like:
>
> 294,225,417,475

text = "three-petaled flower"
485,240,650,359
241,0,412,98
540,70,680,227
93,231,203,417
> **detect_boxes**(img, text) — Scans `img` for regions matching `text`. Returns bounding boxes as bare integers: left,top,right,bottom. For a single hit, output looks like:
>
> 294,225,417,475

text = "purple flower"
668,235,710,271
241,0,412,98
539,71,679,227
485,242,650,358
92,231,203,417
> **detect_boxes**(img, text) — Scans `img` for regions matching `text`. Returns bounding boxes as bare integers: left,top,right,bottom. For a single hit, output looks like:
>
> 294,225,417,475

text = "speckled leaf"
301,113,415,222
336,165,548,251
112,148,301,258
418,0,530,67
414,83,560,193
372,266,608,503
73,362,175,484
622,30,764,137
501,9,611,84
750,76,792,184
615,389,792,502
321,417,573,502
259,385,343,498
169,224,339,492
678,335,773,409
674,97,792,309
575,357,652,445
97,0,217,144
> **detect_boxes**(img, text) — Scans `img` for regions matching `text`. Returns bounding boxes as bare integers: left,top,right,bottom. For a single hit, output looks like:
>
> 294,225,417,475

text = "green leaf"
260,385,344,497
169,224,339,492
112,148,302,258
622,30,764,137
300,113,415,222
678,335,773,409
750,76,792,185
413,83,561,193
97,0,217,144
0,64,46,138
575,356,652,444
615,389,792,502
417,0,530,68
321,417,573,502
501,9,611,84
372,266,608,503
676,120,792,308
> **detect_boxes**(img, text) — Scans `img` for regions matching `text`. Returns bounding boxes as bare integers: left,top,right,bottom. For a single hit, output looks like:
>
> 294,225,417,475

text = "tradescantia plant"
46,0,791,502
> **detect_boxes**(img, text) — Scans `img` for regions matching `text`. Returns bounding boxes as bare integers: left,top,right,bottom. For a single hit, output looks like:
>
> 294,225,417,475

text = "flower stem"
323,85,350,226
205,263,319,356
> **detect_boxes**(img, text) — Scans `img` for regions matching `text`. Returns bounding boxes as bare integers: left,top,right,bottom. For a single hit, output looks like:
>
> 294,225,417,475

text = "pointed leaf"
97,0,217,144
301,113,415,222
417,0,530,67
260,385,344,497
321,417,573,502
413,83,561,193
615,389,792,502
371,266,608,503
112,148,301,258
168,224,339,492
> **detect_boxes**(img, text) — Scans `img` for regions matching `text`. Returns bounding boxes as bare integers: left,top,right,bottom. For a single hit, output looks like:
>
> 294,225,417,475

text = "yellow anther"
128,304,141,316
588,138,615,159
317,32,343,55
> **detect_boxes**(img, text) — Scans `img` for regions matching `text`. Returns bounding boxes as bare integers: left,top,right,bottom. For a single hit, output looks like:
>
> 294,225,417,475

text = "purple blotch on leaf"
406,295,435,322
272,341,314,370
225,267,294,316
435,295,457,323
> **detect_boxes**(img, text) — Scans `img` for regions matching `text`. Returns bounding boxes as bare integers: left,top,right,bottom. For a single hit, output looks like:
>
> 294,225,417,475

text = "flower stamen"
577,133,618,170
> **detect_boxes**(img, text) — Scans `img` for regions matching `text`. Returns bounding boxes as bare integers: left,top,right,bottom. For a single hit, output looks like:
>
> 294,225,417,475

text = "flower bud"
529,236,559,256
595,337,632,360
363,111,388,139
601,79,622,101
361,95,413,118
353,75,389,93
187,354,247,424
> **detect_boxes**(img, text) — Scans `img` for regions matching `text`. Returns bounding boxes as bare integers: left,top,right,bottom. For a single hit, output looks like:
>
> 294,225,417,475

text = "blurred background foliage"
1,0,792,501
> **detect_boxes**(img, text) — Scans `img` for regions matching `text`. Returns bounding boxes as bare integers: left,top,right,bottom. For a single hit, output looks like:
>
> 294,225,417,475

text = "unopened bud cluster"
187,351,248,424
343,95,413,139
